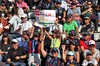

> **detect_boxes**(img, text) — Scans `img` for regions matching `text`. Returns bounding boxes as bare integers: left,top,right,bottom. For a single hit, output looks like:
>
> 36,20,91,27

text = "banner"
34,10,56,27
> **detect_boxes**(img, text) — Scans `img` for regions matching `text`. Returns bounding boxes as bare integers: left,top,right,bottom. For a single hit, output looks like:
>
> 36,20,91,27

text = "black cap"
86,52,93,56
3,33,8,37
71,1,77,5
1,3,6,6
69,30,76,36
52,29,59,33
67,14,73,19
33,32,39,37
70,41,76,45
23,30,30,36
83,32,90,36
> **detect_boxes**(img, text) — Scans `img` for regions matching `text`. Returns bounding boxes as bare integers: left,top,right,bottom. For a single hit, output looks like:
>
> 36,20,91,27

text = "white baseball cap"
11,39,18,43
89,40,95,45
21,13,27,18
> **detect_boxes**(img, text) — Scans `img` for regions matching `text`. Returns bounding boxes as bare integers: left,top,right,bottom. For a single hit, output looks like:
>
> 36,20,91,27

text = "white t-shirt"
0,23,3,28
82,58,98,66
16,21,32,34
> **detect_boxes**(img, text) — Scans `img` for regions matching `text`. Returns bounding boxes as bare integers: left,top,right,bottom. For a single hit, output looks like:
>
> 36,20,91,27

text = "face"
51,51,58,58
85,19,90,24
66,0,70,2
18,0,23,3
70,35,75,40
84,35,90,40
3,37,8,42
87,55,93,61
23,35,29,40
33,36,39,41
70,44,75,50
89,45,95,50
88,2,92,8
57,3,61,8
2,6,6,9
67,55,74,61
21,17,27,23
72,4,77,9
52,32,57,38
67,18,72,22
11,42,18,49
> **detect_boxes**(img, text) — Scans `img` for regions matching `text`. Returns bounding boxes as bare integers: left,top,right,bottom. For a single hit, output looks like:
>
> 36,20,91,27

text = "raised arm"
62,45,67,63
40,35,47,58
44,28,53,40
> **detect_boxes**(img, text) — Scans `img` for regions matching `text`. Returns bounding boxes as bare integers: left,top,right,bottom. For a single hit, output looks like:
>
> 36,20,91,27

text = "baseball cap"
67,14,73,19
21,13,27,18
84,17,90,20
69,30,76,36
89,40,95,46
23,30,30,36
67,51,74,56
52,29,59,33
71,1,77,5
3,33,8,37
86,52,93,56
83,32,90,36
70,41,76,45
1,3,6,6
33,32,39,37
51,48,58,52
11,39,18,43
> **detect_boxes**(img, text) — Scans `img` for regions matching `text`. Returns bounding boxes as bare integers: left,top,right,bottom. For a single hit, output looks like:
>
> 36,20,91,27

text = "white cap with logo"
21,13,27,18
89,40,95,45
11,39,18,43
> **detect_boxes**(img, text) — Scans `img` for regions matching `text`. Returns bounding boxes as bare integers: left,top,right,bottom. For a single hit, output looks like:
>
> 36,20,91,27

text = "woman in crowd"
0,33,11,61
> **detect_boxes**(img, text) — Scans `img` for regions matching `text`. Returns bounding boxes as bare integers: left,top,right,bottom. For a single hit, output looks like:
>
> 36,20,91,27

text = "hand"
40,34,45,41
0,50,3,55
88,8,92,12
62,18,66,23
15,56,20,60
77,34,80,38
62,45,66,51
54,21,58,26
66,34,69,38
91,49,95,54
19,25,22,29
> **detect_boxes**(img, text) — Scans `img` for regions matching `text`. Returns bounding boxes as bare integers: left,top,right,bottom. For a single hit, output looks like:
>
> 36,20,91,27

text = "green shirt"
63,21,78,34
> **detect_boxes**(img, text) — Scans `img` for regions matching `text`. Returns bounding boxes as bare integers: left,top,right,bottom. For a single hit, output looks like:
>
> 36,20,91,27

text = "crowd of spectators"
0,0,100,66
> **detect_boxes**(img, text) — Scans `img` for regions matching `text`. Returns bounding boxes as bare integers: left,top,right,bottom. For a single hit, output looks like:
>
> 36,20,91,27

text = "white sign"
34,10,56,27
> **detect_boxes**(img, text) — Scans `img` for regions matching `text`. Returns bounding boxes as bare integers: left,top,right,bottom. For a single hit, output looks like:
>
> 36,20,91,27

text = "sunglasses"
51,51,57,53
21,17,25,19
11,42,16,45
89,45,95,46
33,35,39,37
67,55,72,56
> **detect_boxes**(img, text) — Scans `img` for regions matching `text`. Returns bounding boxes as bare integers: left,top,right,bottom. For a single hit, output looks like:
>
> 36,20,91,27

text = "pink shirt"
16,2,28,8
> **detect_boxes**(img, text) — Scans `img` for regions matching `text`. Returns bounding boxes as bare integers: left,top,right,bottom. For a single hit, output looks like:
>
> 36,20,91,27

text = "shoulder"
16,37,22,41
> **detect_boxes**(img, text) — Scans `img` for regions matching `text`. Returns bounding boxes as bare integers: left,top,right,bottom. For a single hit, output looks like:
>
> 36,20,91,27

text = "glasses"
89,45,95,47
33,35,39,37
21,17,25,19
11,42,16,45
67,55,72,56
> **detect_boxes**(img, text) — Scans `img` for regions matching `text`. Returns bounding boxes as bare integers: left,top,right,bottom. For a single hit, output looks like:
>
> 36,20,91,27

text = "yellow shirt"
51,38,60,48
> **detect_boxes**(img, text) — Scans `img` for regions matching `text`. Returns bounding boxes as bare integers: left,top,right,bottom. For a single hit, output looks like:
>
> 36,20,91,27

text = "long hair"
1,36,11,46
12,3,18,15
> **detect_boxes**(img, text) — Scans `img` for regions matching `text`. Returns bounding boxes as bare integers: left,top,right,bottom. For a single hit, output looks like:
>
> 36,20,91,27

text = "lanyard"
56,8,61,15
45,3,50,9
87,59,93,64
51,57,58,65
53,38,57,48
18,2,23,8
32,40,38,55
22,22,27,31
84,41,89,47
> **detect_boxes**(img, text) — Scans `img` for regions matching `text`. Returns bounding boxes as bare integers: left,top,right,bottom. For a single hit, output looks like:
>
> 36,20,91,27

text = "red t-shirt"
79,39,96,50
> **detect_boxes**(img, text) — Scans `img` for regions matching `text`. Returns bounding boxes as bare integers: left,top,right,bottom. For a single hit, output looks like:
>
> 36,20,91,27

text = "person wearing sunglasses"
84,40,100,63
82,1,98,32
62,51,80,66
6,39,28,66
82,52,98,66
28,32,41,66
40,35,63,66
15,13,32,35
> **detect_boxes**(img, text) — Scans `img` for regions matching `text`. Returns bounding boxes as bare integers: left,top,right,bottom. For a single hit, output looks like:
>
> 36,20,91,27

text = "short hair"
87,63,94,66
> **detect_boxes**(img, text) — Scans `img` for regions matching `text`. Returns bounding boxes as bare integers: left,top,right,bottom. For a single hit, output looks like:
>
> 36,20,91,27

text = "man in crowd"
16,30,30,52
64,30,80,50
80,32,96,52
15,13,32,35
40,35,64,66
84,40,100,62
6,39,28,66
37,0,54,10
63,14,80,38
